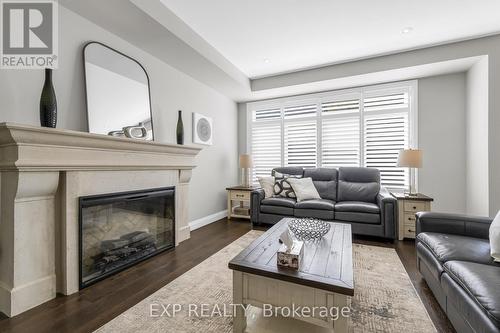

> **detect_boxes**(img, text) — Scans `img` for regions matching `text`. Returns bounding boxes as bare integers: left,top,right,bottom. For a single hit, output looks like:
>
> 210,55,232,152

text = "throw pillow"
257,176,274,198
287,177,321,202
490,210,500,262
273,172,302,198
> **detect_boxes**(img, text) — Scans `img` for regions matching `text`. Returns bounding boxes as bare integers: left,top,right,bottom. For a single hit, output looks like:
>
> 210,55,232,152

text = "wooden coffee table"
228,218,353,332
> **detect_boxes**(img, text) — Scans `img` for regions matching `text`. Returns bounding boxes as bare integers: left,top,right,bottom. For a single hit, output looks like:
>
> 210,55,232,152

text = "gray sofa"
251,166,397,239
416,212,500,333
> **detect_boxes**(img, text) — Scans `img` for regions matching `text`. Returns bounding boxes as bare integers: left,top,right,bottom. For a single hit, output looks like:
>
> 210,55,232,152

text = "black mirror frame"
82,41,155,141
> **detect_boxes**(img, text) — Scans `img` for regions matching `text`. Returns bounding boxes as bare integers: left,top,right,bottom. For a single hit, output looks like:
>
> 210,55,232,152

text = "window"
321,95,361,168
283,103,318,168
247,81,417,190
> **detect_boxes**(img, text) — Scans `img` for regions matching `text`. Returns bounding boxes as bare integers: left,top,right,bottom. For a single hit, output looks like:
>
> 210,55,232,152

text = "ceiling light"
402,27,413,34
263,58,270,63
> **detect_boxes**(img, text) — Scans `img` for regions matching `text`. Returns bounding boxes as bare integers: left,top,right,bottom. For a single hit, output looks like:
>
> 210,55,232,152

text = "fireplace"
79,187,175,288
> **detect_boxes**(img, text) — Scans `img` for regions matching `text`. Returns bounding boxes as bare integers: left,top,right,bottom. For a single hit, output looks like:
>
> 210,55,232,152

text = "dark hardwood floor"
0,219,454,333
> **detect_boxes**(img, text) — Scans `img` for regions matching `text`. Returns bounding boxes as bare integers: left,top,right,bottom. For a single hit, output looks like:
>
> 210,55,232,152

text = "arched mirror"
83,42,154,140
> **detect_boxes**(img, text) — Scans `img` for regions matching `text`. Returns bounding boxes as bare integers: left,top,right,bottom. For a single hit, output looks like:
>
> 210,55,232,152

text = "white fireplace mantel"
0,122,202,317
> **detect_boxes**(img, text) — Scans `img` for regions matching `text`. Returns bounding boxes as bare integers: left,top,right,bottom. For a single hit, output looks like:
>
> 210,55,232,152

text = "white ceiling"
159,0,500,78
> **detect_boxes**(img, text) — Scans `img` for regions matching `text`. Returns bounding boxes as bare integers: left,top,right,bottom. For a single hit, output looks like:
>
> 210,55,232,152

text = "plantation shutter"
284,104,317,168
251,108,282,182
248,82,415,191
363,91,410,189
321,97,361,167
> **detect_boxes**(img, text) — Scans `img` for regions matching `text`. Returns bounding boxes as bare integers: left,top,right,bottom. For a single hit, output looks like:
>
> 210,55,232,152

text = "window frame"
247,80,418,191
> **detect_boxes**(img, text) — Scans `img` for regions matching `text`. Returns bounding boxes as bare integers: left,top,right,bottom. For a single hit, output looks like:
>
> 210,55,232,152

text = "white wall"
418,73,467,213
466,58,489,216
0,5,238,222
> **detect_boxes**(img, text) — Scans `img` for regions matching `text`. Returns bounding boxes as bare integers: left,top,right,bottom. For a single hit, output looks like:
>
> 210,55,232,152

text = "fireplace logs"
94,231,157,272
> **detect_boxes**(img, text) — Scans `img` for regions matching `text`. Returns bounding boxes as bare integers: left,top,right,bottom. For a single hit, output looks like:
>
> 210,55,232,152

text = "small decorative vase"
39,68,57,128
176,110,184,145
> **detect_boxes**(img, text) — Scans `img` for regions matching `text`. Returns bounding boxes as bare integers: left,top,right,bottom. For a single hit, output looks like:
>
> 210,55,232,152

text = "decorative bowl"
288,218,331,241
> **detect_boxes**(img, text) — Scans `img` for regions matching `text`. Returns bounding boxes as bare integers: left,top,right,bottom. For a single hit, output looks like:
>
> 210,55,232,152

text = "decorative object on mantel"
192,112,213,145
107,124,148,139
239,154,253,187
176,110,184,145
288,217,331,241
397,148,423,196
277,229,304,270
39,68,57,128
83,42,154,140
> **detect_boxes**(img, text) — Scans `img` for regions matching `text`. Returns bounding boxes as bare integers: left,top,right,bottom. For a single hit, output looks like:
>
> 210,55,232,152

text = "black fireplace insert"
79,187,175,289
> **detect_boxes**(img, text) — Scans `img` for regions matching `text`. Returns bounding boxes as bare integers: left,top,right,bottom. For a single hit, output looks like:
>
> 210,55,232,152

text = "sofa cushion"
335,201,380,214
417,242,446,283
443,260,500,327
335,212,380,224
287,177,321,202
294,208,334,220
338,181,380,203
260,205,294,215
489,210,500,262
303,168,338,201
338,167,380,203
261,197,296,208
295,199,334,211
338,166,380,183
441,272,500,332
257,176,274,198
272,167,303,177
273,172,300,198
417,232,496,266
273,172,302,198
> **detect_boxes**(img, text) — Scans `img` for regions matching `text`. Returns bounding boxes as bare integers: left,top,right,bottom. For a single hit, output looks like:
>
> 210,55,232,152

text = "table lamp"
397,149,422,196
239,154,253,187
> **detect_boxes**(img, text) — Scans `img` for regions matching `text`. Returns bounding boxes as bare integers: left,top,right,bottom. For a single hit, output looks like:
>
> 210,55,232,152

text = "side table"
391,192,434,240
226,186,259,220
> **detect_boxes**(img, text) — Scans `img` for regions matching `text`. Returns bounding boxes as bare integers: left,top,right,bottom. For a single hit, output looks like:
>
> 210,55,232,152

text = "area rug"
95,230,436,333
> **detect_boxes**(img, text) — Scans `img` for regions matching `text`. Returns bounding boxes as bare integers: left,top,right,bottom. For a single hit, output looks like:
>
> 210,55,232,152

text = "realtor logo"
1,0,58,69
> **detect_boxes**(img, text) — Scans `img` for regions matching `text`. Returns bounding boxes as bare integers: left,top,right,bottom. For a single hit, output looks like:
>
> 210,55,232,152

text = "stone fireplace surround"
0,123,201,317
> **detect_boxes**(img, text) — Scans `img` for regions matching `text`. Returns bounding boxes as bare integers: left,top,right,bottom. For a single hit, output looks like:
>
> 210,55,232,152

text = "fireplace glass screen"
79,187,174,288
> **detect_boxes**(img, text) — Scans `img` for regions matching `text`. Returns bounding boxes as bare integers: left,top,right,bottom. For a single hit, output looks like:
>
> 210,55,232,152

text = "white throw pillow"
287,177,321,202
490,210,500,262
258,176,275,198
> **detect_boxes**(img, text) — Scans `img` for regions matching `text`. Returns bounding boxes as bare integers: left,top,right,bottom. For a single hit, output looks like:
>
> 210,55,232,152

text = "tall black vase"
176,110,184,145
39,68,57,128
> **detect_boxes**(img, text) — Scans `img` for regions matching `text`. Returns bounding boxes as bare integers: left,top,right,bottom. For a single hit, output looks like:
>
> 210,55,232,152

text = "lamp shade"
397,149,422,168
239,154,253,168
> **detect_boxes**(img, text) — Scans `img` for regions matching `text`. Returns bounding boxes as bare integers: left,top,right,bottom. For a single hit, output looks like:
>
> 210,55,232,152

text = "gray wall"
237,103,248,154
0,5,238,222
418,73,466,213
238,73,468,213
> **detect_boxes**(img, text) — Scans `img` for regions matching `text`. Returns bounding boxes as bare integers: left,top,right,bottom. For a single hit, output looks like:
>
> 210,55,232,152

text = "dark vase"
39,68,57,128
176,110,184,145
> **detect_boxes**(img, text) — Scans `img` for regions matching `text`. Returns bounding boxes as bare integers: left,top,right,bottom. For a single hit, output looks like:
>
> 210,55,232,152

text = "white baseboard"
0,274,56,317
189,210,227,231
